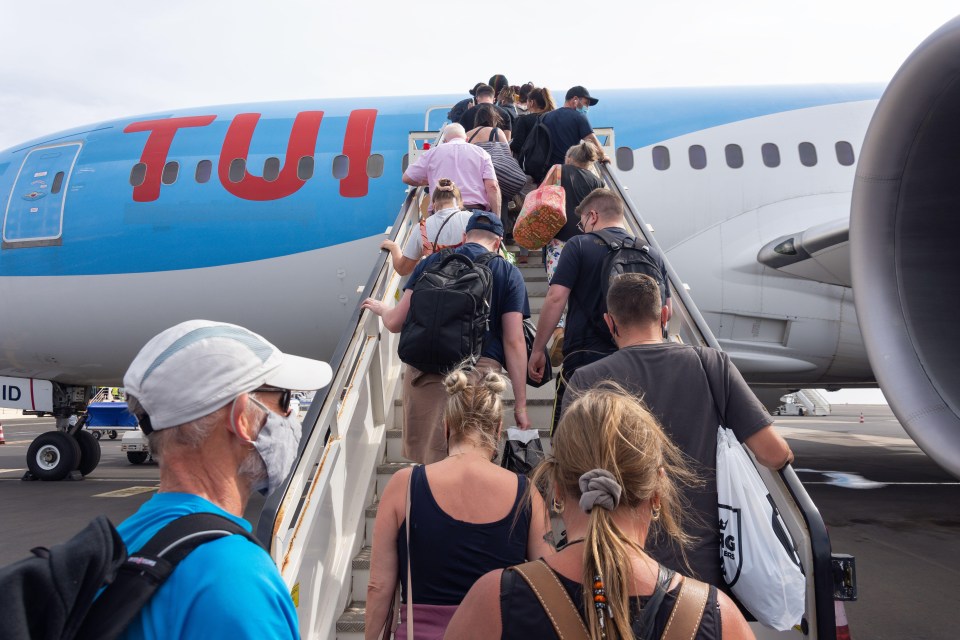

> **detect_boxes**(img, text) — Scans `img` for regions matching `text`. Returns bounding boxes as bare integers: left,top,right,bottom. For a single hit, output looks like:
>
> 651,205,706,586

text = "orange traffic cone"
859,412,864,424
835,600,853,640
0,421,5,445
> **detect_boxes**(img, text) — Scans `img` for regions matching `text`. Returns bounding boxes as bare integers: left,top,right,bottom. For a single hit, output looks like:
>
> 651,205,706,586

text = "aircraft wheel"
127,451,148,465
93,430,102,440
108,430,118,440
26,431,81,481
74,430,102,476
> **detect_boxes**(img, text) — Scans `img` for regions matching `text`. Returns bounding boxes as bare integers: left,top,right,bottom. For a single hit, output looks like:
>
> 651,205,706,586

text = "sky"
0,1,957,150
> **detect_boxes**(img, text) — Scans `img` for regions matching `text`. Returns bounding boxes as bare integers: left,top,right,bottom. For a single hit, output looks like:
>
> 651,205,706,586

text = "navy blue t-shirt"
406,243,530,366
542,107,593,166
551,228,669,367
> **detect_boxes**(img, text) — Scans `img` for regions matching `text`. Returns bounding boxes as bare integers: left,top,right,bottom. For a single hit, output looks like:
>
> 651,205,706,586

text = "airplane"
1,16,959,483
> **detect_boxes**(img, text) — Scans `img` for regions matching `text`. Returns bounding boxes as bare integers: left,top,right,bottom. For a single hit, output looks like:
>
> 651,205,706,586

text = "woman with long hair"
365,364,552,640
445,386,754,639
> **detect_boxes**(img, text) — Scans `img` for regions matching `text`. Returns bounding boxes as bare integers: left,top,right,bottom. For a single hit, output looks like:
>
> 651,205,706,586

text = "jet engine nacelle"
852,15,960,479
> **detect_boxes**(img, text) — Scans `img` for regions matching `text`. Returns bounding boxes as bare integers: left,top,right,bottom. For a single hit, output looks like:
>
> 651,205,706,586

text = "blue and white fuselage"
0,85,883,388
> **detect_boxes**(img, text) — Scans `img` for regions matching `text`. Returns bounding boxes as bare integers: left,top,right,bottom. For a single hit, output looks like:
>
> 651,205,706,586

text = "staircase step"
351,546,372,603
377,462,415,495
336,602,367,640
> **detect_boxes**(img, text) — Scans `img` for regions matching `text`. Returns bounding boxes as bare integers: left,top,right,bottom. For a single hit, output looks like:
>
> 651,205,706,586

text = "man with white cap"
115,319,332,640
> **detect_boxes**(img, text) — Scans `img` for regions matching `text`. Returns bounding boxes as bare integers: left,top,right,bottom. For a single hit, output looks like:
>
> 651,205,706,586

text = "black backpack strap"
430,212,458,253
473,250,501,267
75,513,261,640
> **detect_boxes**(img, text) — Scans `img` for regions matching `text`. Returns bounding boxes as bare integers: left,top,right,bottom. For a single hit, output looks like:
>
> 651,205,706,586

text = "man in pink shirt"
402,123,501,213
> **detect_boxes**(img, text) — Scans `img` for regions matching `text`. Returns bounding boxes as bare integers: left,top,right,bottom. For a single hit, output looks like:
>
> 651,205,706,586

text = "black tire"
74,430,101,476
93,430,102,440
127,451,148,465
108,430,118,440
26,431,81,481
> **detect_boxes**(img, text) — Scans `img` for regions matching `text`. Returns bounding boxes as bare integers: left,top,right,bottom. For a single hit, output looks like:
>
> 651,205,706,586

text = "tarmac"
0,404,957,639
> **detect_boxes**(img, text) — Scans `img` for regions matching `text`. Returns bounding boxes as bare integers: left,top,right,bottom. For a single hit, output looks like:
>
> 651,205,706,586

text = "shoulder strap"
660,576,710,640
511,560,589,640
468,127,483,142
405,466,416,640
76,513,260,640
431,212,458,253
489,127,500,142
473,250,501,267
588,227,630,250
693,346,726,427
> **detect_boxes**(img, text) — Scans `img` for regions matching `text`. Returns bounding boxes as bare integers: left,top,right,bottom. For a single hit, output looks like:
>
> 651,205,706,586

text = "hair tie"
437,180,455,192
578,469,622,513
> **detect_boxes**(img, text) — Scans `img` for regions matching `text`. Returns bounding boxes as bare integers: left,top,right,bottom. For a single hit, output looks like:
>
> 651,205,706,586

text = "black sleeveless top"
398,465,531,605
498,562,722,639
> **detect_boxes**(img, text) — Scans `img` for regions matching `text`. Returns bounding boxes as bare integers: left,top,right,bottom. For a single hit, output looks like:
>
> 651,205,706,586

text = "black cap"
466,211,505,238
566,85,599,105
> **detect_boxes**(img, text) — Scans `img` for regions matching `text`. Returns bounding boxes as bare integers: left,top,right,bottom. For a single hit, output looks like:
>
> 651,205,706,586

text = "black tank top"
398,465,531,605
498,562,722,639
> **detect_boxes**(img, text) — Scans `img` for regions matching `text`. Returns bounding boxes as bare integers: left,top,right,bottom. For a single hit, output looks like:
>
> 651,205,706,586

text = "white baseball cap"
123,320,332,432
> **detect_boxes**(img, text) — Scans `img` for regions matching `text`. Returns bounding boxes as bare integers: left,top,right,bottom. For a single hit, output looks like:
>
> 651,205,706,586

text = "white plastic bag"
716,426,805,631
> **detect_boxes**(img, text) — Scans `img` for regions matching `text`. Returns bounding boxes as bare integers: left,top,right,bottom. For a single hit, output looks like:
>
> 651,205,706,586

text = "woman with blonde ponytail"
365,363,552,640
446,386,754,639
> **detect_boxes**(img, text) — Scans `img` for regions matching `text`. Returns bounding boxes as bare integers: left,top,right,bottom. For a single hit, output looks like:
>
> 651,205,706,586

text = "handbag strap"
429,211,457,253
405,466,416,640
693,345,726,428
511,559,589,640
660,576,710,640
489,127,500,142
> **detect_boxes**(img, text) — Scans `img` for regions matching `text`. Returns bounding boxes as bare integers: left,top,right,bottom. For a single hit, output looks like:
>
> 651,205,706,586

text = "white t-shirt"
402,207,472,259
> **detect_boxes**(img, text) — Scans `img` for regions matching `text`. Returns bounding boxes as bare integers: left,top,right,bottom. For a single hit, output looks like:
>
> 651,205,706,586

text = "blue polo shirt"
406,242,530,365
115,493,299,640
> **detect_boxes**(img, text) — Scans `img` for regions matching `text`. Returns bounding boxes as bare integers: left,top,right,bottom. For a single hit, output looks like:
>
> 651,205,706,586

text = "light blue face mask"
577,104,589,115
247,396,302,496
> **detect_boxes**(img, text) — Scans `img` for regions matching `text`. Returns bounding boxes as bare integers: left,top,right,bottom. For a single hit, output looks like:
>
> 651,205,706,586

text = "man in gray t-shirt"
563,273,793,587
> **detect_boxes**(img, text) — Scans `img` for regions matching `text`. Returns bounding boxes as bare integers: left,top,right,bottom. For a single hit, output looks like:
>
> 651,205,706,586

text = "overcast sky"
0,1,957,150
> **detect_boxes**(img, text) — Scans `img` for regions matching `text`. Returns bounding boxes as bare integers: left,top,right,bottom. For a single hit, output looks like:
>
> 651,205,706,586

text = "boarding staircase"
796,389,832,416
255,123,842,639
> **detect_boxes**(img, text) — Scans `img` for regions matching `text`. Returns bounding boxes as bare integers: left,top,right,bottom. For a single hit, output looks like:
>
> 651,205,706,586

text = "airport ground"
0,405,956,639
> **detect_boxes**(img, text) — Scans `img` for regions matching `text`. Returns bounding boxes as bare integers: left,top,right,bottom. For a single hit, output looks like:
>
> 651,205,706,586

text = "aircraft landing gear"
22,385,101,481
127,451,149,465
25,432,82,481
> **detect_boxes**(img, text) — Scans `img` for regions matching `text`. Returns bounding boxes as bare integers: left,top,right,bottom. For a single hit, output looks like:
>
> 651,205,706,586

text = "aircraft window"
366,154,384,178
725,144,744,169
161,161,179,185
761,143,780,168
263,157,281,182
130,162,147,187
51,171,65,194
688,145,706,170
332,154,350,180
616,147,634,171
651,146,670,171
836,141,856,166
297,156,315,181
228,159,246,183
402,153,410,174
195,160,212,183
799,142,817,167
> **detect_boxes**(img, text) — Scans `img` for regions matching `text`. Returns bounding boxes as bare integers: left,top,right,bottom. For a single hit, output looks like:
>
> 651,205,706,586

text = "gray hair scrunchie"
578,469,623,513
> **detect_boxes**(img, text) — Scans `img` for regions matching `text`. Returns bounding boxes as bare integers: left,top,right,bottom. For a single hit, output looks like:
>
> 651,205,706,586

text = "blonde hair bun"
443,369,471,396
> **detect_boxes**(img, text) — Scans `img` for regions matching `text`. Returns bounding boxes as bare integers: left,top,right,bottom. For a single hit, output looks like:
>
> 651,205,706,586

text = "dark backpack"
398,250,496,374
591,227,667,315
517,114,552,184
0,513,260,640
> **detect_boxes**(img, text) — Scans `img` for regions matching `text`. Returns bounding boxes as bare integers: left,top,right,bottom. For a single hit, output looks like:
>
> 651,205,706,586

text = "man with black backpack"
527,188,671,431
362,212,531,463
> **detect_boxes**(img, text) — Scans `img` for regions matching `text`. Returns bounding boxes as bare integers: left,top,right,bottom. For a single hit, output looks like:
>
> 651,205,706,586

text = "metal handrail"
255,186,417,545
